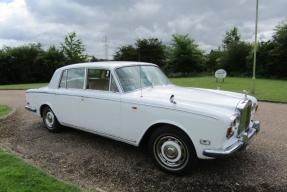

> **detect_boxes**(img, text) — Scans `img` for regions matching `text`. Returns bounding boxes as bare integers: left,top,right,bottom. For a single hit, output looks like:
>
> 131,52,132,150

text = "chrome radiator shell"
237,100,252,135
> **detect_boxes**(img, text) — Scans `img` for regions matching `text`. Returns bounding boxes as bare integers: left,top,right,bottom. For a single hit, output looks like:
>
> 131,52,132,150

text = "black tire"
148,125,197,174
42,106,62,133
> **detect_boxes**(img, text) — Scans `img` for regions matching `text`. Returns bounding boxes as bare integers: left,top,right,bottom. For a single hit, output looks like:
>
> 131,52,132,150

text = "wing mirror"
170,94,176,104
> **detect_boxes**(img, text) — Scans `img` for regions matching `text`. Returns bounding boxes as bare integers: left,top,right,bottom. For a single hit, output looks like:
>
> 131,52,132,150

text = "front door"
78,68,123,140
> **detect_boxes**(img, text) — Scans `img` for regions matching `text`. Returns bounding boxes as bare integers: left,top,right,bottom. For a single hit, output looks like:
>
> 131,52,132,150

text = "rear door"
53,67,85,126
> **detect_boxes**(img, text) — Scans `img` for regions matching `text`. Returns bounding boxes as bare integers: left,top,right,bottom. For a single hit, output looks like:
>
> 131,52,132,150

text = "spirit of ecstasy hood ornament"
243,90,249,100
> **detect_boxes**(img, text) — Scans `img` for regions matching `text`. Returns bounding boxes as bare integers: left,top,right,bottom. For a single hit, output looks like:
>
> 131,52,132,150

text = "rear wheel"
42,106,61,132
148,126,197,174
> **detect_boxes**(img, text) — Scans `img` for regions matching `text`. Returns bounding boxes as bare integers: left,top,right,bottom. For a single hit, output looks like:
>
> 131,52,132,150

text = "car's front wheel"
42,106,61,132
149,126,197,174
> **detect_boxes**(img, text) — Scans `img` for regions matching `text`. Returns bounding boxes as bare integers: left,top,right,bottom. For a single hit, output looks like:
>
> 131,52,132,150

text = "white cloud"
0,0,286,58
132,1,161,17
0,0,27,22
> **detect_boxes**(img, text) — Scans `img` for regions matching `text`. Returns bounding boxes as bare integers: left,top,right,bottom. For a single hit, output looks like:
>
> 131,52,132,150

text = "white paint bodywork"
25,62,258,159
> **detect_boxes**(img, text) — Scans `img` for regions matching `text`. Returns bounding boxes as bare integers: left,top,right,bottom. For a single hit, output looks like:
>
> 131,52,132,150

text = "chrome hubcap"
164,145,178,159
155,135,189,169
45,111,54,128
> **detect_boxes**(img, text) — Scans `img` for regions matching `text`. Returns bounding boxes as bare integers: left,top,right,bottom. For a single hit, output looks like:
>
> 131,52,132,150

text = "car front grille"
238,100,252,135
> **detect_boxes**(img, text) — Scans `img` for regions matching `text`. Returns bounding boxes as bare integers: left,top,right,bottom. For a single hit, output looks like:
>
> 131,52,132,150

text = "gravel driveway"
0,90,287,192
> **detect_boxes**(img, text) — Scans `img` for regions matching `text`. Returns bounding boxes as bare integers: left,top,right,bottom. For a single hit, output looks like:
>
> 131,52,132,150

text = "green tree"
90,56,98,62
247,41,274,77
221,42,252,74
114,45,138,61
206,49,222,72
114,38,167,68
168,34,204,74
271,22,287,77
61,32,87,64
37,46,66,82
223,27,240,49
0,44,44,84
0,44,67,84
247,22,287,78
135,38,166,68
219,28,252,75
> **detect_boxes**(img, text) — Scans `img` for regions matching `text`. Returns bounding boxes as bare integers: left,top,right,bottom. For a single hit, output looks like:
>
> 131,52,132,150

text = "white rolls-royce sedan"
25,61,260,174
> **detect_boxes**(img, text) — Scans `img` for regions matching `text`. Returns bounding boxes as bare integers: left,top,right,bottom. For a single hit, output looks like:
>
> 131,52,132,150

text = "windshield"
116,65,170,92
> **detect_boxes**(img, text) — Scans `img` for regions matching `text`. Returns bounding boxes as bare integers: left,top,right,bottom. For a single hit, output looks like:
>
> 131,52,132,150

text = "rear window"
59,68,85,89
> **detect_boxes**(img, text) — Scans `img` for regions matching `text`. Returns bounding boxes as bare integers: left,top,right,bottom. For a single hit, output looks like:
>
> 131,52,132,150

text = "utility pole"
251,0,259,94
104,36,108,60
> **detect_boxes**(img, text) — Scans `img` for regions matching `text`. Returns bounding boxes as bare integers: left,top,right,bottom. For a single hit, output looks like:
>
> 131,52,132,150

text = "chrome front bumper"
25,105,37,113
203,120,260,158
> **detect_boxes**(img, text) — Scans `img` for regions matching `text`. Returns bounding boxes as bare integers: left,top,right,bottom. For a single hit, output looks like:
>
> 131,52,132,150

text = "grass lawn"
0,149,80,192
171,76,287,102
0,76,286,102
0,83,47,90
0,105,12,117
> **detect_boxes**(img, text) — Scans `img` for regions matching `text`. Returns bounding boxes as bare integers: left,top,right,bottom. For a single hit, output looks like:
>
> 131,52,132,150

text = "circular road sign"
215,69,227,80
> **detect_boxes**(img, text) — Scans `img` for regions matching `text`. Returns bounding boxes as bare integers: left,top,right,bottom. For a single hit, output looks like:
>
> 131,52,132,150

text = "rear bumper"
25,105,37,113
203,120,260,158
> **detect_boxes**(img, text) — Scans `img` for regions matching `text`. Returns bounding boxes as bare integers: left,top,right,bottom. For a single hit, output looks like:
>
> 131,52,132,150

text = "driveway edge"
0,107,16,122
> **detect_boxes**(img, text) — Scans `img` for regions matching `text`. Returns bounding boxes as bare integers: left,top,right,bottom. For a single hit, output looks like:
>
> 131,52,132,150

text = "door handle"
131,106,137,110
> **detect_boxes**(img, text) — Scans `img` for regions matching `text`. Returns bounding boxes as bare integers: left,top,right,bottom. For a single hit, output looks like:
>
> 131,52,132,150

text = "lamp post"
251,0,259,94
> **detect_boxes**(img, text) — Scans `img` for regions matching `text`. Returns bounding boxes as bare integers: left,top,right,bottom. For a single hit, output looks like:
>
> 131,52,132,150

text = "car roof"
59,61,157,70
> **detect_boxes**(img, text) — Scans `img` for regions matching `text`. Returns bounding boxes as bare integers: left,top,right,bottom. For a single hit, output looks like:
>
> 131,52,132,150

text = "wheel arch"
39,103,54,117
139,122,196,153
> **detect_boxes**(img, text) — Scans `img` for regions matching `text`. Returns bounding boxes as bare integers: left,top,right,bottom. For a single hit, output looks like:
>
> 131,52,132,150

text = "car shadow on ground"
60,127,276,192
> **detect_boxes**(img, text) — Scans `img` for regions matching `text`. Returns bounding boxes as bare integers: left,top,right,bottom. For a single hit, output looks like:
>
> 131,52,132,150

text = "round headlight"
252,103,259,112
230,112,240,127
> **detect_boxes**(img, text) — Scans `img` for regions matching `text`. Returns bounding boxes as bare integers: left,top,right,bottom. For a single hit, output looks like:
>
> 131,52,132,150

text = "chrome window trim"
109,73,120,93
83,67,87,90
109,70,111,91
58,69,67,89
111,69,123,93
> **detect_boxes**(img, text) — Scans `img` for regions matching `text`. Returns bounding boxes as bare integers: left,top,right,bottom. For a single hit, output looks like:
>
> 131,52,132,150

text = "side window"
59,70,67,88
66,68,85,89
110,75,119,92
87,69,110,91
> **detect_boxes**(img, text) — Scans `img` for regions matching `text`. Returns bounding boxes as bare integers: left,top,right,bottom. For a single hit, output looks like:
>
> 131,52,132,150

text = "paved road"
0,90,287,192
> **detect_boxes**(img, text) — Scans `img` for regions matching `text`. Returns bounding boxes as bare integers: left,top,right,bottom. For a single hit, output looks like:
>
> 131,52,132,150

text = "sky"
0,0,286,59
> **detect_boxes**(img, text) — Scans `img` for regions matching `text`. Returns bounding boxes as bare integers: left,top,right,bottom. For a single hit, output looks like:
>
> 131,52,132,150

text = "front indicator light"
255,104,259,112
226,127,234,138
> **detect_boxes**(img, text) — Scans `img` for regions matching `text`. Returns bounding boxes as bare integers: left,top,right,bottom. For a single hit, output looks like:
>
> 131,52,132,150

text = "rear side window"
66,68,85,89
86,69,110,91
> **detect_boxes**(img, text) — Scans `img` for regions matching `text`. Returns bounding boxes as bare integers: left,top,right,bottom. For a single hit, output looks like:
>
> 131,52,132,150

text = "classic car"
25,61,260,174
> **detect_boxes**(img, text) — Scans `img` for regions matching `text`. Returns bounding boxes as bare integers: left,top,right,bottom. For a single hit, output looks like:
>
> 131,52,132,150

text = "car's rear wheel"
148,126,197,174
42,106,61,132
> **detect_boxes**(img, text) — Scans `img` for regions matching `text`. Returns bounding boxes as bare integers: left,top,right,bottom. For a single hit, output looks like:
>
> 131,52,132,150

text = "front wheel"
42,106,61,132
148,126,197,174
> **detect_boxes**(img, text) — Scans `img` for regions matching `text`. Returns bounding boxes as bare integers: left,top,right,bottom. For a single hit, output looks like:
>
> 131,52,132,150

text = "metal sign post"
251,0,259,94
